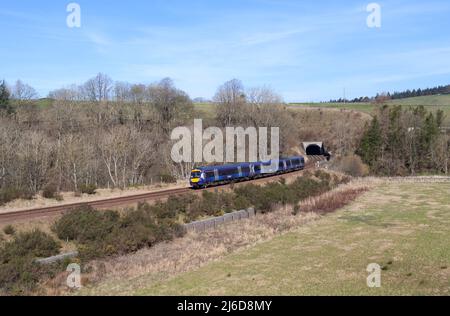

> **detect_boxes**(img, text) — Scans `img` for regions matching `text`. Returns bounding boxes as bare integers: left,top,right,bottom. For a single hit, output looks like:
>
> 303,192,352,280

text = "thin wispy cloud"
1,0,450,102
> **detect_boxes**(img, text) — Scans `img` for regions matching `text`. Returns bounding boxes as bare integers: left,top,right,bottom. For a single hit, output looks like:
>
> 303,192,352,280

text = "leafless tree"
130,84,147,104
114,81,132,103
11,80,38,101
83,73,113,102
48,85,80,101
148,78,193,135
214,79,246,126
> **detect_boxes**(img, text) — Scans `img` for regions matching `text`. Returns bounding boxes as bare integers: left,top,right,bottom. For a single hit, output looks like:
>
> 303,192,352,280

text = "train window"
191,171,201,178
242,167,250,174
255,165,261,172
205,171,215,178
219,168,238,177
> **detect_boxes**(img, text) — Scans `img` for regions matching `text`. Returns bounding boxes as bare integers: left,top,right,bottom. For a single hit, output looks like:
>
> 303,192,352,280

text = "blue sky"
1,0,450,102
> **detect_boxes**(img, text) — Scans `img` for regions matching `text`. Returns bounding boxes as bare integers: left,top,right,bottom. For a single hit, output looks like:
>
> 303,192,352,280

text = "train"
190,156,305,189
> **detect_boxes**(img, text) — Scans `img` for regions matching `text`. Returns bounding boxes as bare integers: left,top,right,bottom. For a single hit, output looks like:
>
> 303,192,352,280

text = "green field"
388,95,450,106
290,95,450,124
128,181,450,296
289,102,375,113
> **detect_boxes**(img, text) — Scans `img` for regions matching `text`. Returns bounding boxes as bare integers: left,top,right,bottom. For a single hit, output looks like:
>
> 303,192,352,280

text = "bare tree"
11,80,38,101
83,73,113,102
114,81,132,103
214,79,246,126
148,78,193,135
130,84,146,104
48,85,80,101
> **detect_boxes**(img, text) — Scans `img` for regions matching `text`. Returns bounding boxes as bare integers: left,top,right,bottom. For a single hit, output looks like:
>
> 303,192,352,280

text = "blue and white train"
190,156,305,189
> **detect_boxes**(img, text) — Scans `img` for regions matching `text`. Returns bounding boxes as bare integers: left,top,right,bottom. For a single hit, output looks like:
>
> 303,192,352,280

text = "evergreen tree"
0,80,12,114
357,116,382,168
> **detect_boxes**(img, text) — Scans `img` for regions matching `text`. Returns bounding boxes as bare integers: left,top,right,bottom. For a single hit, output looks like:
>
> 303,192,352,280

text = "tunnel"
305,144,323,156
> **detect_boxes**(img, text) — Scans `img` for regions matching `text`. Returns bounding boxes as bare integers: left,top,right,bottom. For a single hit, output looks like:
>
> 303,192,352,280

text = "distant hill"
388,94,450,106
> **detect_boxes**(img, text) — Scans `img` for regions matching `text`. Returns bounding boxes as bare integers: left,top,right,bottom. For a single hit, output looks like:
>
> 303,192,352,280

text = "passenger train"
190,156,305,189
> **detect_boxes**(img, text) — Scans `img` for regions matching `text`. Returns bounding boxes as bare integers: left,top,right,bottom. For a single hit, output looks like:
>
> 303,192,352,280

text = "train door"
249,164,255,178
214,169,219,181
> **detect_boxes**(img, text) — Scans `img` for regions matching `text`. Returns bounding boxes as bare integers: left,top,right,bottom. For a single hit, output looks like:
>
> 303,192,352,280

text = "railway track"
0,156,325,223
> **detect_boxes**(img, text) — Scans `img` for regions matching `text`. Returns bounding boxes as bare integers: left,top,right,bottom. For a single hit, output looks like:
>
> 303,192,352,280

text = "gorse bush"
53,203,185,260
232,172,343,214
159,173,177,184
0,230,61,295
52,206,120,243
42,183,58,199
0,230,61,262
0,187,32,206
80,184,97,195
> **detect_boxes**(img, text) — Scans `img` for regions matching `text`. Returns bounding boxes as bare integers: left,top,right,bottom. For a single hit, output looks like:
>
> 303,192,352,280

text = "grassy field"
128,181,450,296
290,95,450,124
289,102,375,113
388,95,450,106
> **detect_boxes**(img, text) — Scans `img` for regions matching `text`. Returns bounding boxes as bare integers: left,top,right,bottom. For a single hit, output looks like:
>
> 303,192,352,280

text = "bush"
159,173,177,184
42,183,58,199
0,230,61,262
52,206,120,243
334,155,370,177
80,184,97,195
0,230,61,295
3,225,15,236
53,204,186,261
0,187,28,205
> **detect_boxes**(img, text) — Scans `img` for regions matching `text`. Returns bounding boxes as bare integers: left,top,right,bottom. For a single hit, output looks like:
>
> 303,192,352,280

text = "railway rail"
0,156,325,223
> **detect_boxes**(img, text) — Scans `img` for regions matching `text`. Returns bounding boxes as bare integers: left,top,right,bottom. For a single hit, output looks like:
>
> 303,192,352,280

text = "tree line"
329,83,450,104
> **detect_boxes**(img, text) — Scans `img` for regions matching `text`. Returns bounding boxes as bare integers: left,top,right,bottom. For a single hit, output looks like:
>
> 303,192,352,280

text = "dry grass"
300,186,369,214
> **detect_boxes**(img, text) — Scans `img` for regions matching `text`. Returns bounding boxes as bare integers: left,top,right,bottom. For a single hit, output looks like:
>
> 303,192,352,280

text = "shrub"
0,230,61,262
0,230,61,295
42,183,58,199
53,204,186,261
52,207,120,243
0,187,27,205
80,184,97,195
333,155,370,177
159,174,177,184
3,225,15,236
